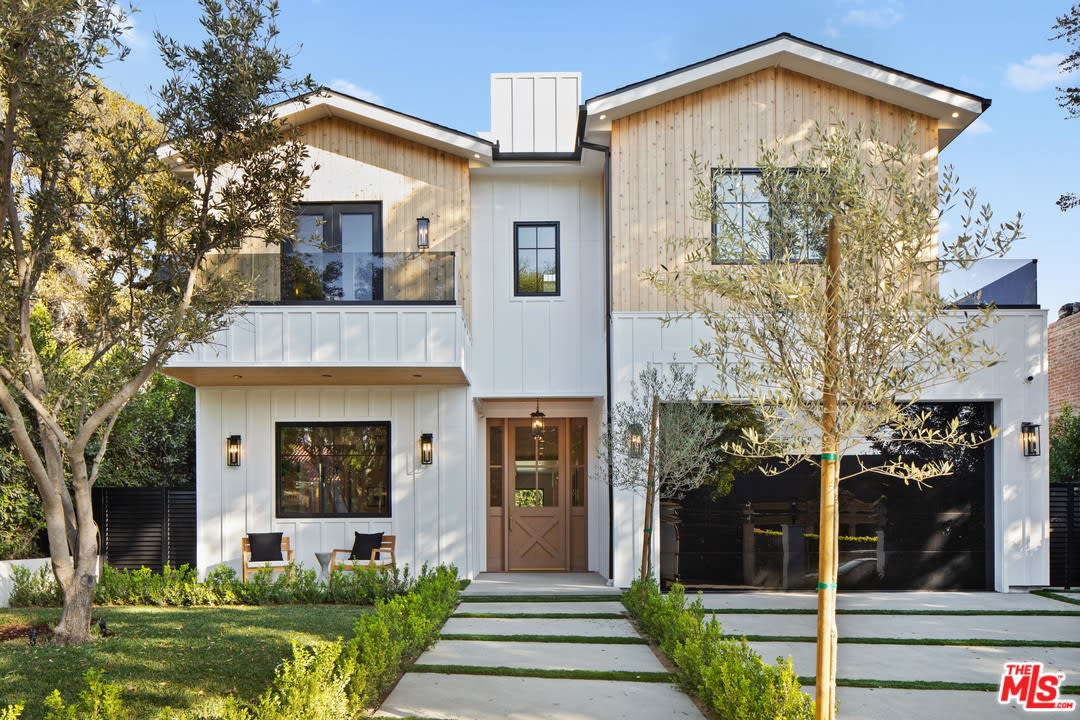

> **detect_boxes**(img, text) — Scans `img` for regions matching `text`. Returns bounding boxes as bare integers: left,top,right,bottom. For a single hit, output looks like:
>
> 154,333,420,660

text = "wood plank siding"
610,67,939,313
242,117,472,319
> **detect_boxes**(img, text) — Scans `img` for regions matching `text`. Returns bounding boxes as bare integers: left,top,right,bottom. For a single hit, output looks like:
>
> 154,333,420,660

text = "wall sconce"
531,399,545,439
420,433,434,465
226,435,242,467
627,422,644,458
416,217,430,250
1021,422,1040,457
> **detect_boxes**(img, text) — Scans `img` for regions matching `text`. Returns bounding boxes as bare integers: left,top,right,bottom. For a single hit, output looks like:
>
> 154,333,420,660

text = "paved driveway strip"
713,612,1080,641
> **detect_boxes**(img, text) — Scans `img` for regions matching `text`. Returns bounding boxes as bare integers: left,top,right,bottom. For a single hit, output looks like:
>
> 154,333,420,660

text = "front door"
507,419,566,570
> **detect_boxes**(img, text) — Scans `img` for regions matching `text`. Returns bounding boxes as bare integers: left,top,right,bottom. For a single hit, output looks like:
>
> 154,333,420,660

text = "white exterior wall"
469,174,605,397
169,306,468,372
609,309,1050,591
488,73,581,153
195,385,477,578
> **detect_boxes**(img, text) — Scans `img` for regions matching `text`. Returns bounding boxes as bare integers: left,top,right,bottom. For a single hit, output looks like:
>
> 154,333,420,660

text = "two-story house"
164,33,1049,592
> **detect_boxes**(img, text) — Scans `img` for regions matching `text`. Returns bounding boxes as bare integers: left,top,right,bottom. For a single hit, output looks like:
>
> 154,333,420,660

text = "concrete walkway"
376,578,1080,719
375,573,705,720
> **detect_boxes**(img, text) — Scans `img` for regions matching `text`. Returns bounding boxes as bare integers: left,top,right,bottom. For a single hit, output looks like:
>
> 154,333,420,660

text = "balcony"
163,250,469,387
222,250,456,305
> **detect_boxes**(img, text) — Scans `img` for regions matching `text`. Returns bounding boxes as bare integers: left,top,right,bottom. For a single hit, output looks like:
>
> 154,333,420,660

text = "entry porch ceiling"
162,365,468,388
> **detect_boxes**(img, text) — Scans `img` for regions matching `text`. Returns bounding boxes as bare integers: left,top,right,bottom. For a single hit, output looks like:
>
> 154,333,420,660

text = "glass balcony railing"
209,251,457,304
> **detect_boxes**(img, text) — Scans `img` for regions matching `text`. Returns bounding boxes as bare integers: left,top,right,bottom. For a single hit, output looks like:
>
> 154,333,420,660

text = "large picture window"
276,422,390,518
514,222,560,296
712,170,824,264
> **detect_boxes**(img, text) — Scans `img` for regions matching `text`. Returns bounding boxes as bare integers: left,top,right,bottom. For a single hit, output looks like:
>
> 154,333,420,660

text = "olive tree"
0,0,314,644
647,120,1021,719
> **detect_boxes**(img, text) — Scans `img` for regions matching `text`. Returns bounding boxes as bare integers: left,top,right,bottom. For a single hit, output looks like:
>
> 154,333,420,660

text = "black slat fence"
91,487,196,572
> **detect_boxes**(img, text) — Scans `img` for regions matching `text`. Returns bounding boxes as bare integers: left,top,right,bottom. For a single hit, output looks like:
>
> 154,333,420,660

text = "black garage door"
671,402,994,591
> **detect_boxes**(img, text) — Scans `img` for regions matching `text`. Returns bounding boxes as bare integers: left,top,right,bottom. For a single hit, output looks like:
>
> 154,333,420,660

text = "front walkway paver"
456,600,625,614
377,673,703,720
827,687,1034,719
443,616,641,638
418,639,665,673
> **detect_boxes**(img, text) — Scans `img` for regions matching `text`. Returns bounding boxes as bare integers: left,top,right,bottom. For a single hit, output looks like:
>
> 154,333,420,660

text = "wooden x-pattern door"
507,419,567,570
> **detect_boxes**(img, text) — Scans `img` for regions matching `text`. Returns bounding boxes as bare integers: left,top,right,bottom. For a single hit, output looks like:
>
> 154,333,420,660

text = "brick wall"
1048,306,1080,419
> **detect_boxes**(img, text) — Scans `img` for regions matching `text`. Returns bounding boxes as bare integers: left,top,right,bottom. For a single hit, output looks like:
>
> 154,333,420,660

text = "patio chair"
331,532,396,575
241,532,294,582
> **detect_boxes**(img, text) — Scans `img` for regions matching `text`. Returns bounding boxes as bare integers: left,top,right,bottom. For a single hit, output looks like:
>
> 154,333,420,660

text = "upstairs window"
283,202,383,301
712,170,825,264
514,222,560,296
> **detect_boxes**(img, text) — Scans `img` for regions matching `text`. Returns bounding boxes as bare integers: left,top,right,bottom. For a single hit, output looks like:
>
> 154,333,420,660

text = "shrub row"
622,579,815,720
9,562,411,608
1,564,461,720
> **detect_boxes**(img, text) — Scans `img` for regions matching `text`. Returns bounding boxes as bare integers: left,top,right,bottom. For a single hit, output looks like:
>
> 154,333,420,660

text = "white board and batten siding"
169,306,468,370
608,309,1050,591
469,175,605,397
196,386,473,578
488,73,581,154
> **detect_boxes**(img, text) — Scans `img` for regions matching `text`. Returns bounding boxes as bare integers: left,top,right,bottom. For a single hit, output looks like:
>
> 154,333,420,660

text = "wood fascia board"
274,93,494,162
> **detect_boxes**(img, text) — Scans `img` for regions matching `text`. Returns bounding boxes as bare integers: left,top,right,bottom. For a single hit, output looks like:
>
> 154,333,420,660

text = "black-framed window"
276,421,391,518
712,169,825,264
283,202,383,301
514,222,560,296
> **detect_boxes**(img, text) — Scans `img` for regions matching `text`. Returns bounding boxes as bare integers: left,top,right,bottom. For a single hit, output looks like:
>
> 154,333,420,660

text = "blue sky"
102,0,1078,321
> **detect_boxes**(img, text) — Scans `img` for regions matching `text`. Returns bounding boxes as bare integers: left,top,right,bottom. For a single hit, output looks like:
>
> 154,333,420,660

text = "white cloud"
1006,53,1069,92
966,118,992,135
328,79,383,105
837,0,904,30
113,5,148,51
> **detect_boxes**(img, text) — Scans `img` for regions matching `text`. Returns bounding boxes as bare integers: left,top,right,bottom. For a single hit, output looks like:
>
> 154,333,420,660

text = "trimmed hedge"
2,564,461,720
9,562,411,608
623,579,815,720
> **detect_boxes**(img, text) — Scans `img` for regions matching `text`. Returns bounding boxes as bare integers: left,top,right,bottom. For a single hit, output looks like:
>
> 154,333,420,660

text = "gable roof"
584,33,990,149
274,88,495,163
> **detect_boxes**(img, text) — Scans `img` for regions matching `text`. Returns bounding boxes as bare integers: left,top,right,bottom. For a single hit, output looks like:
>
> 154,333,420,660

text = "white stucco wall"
609,308,1050,591
195,384,476,578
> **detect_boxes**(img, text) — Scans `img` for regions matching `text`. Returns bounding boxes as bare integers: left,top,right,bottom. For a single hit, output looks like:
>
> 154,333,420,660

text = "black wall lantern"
420,433,434,465
226,435,242,467
531,399,545,439
627,422,644,458
1021,422,1041,457
417,217,430,250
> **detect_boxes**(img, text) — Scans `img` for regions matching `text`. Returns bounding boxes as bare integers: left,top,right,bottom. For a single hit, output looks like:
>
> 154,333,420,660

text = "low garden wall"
0,558,51,608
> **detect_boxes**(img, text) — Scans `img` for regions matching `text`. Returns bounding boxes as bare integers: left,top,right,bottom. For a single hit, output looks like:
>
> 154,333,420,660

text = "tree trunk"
639,395,660,582
52,554,97,645
814,216,841,720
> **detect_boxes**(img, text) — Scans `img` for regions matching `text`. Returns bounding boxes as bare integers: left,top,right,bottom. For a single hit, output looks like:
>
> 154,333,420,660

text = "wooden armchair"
242,533,294,583
331,534,396,575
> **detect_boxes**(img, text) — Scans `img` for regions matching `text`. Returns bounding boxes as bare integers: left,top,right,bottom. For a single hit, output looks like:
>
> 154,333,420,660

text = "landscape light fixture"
420,433,434,465
417,217,430,250
531,399,545,439
627,422,644,458
226,435,242,467
1021,422,1040,457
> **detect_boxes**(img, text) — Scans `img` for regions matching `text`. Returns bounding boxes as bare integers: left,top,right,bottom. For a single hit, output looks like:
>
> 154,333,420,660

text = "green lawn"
0,605,364,719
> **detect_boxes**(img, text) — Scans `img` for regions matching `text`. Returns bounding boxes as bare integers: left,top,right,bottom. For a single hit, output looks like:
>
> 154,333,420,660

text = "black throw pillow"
350,531,384,561
248,532,284,562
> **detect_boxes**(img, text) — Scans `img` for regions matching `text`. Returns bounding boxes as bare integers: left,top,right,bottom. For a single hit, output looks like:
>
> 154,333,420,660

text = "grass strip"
710,608,1080,617
453,612,625,619
1031,589,1080,607
440,633,647,644
409,664,672,683
460,594,620,603
796,677,1080,694
731,634,1080,648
